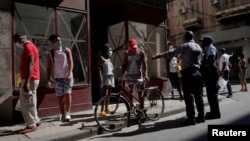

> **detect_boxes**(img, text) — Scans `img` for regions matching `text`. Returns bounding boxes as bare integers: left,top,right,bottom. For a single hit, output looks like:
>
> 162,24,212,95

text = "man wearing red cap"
122,38,149,108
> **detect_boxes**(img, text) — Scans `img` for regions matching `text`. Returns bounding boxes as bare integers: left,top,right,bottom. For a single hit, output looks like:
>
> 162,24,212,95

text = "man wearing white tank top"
47,34,74,122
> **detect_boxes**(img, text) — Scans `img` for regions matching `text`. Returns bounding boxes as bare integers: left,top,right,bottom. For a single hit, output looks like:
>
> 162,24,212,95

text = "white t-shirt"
169,57,177,73
219,53,231,71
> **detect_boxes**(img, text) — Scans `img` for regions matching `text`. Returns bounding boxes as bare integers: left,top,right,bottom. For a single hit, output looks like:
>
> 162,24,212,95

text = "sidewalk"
0,83,245,141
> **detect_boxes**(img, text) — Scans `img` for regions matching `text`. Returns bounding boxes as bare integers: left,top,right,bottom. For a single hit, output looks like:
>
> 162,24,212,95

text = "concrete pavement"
0,82,248,141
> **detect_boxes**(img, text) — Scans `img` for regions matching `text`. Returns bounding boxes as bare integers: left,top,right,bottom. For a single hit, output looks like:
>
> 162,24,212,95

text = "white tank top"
53,48,69,78
102,60,114,75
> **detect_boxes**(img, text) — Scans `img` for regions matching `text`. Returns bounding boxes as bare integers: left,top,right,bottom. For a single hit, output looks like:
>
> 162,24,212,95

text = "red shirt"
20,42,40,80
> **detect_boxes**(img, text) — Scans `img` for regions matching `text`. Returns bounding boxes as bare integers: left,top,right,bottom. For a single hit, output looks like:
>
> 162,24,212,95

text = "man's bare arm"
142,51,148,79
67,48,74,78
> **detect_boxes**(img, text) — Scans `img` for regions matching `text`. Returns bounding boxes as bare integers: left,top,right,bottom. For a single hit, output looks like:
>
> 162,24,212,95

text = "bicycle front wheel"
143,88,165,121
94,93,130,132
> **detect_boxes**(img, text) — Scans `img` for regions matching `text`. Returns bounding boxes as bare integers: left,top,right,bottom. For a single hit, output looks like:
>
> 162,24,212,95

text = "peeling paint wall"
0,0,12,124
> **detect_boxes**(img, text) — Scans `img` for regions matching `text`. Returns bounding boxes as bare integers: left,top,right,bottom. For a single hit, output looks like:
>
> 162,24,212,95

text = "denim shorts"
54,78,74,96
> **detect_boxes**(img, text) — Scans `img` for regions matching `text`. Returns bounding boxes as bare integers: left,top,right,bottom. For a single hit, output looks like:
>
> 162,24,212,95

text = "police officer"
200,35,221,119
152,31,205,126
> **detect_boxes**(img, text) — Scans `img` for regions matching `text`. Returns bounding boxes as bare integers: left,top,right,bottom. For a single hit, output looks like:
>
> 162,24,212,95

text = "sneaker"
58,114,65,121
65,113,71,122
226,95,232,98
100,111,106,116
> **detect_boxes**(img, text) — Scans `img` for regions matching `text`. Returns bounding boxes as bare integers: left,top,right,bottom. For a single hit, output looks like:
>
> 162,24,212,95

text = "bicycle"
94,78,165,132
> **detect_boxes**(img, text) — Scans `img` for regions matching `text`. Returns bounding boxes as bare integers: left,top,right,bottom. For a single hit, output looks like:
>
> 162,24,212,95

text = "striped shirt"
126,50,143,80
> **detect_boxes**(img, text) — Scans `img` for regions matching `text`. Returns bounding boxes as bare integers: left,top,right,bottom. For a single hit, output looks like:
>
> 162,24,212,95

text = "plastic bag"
218,76,227,90
15,98,21,111
162,79,173,98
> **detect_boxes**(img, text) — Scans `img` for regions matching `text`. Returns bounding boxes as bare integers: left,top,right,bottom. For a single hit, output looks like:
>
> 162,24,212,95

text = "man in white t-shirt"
219,48,233,98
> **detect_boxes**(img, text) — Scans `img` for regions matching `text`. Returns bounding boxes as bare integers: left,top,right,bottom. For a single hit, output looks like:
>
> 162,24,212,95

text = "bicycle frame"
94,77,164,132
116,79,154,115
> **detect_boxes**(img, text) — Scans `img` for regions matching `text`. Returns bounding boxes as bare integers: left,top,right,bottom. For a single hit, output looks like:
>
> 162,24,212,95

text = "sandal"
100,111,106,116
105,109,113,114
19,127,36,134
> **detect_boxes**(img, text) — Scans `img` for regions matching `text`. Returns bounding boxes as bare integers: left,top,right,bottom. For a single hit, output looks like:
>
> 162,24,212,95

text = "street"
79,86,250,141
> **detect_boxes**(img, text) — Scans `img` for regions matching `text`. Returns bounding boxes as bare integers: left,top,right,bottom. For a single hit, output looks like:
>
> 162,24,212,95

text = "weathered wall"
0,0,12,124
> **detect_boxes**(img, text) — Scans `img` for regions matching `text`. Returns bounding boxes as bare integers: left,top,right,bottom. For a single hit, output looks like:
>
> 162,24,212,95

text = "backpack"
50,47,68,63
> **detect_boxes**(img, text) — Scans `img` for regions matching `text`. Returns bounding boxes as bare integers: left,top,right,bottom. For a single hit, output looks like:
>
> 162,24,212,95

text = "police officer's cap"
220,48,226,52
200,35,213,42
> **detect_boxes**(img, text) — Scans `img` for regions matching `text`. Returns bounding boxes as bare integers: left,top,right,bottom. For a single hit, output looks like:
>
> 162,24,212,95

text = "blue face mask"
54,41,62,48
107,50,113,57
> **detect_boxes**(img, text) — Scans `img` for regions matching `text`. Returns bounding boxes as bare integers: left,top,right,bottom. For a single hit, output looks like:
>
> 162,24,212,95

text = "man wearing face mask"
47,34,74,122
13,33,41,134
122,38,149,109
98,43,115,116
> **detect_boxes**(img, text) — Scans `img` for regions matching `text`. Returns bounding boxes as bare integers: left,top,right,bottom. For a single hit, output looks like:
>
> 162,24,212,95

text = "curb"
31,127,98,141
30,96,225,141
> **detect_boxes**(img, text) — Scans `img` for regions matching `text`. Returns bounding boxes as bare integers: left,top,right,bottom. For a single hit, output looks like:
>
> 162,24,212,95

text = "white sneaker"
65,113,71,122
58,114,65,121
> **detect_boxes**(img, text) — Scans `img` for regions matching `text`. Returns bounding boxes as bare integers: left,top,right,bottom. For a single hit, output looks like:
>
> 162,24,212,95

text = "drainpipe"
125,20,129,49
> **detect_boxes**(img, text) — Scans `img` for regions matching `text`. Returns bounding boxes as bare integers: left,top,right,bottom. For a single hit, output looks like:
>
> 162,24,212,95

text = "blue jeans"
222,70,232,95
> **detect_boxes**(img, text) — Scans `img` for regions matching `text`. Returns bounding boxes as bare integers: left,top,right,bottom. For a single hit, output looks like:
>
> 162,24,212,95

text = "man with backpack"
47,34,74,122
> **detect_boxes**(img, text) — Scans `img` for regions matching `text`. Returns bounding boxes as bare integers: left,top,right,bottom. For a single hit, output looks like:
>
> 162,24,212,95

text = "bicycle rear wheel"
94,93,130,132
143,88,164,120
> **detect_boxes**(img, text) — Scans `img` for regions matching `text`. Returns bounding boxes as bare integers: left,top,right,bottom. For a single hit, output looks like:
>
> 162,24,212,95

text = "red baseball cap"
128,38,138,49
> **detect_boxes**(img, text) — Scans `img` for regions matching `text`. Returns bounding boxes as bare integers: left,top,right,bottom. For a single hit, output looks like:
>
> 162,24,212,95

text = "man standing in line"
219,48,233,98
13,33,41,134
47,34,74,122
152,31,205,126
200,36,221,120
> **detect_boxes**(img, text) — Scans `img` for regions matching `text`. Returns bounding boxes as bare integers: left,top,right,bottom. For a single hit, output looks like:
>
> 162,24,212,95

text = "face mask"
107,50,113,57
54,41,62,48
15,42,23,49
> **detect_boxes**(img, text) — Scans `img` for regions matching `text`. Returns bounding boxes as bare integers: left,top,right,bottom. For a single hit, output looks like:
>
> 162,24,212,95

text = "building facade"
0,0,92,124
0,0,168,124
167,0,250,79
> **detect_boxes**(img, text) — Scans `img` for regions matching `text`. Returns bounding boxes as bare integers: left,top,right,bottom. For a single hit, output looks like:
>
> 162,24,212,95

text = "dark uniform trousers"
203,64,221,115
181,67,204,120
